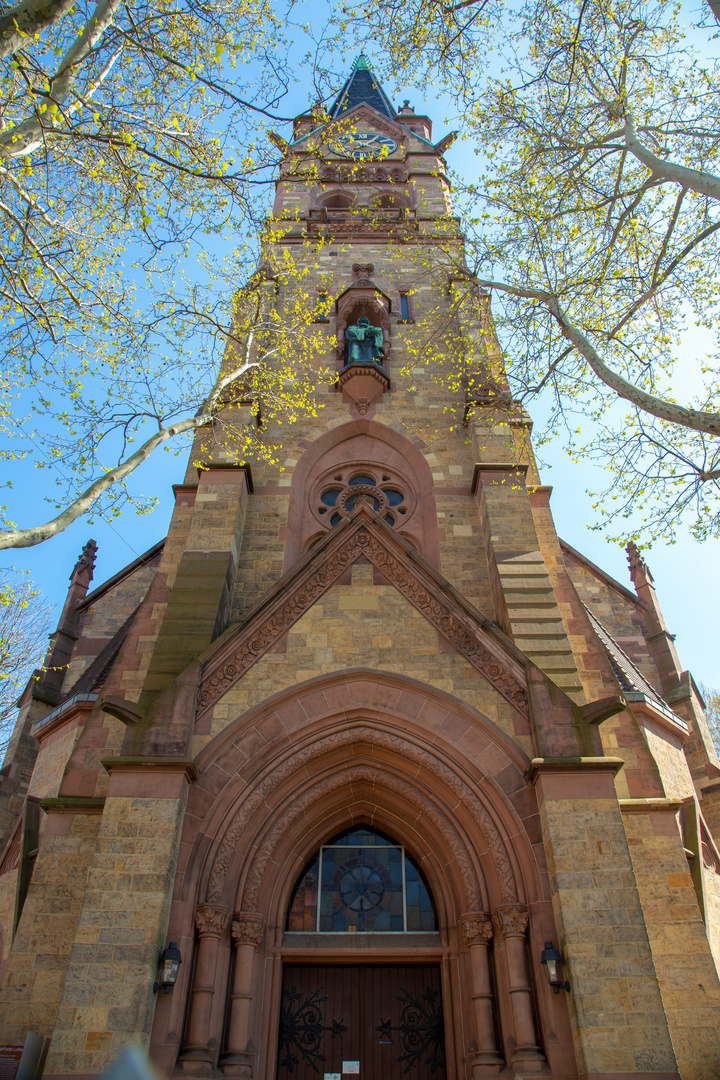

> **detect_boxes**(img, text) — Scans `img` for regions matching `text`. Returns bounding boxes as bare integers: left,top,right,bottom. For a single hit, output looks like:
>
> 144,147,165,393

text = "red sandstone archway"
282,420,443,568
149,671,577,1080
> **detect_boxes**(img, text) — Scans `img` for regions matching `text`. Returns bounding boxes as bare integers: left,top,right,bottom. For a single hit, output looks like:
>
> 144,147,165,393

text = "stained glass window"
317,473,408,529
286,826,437,933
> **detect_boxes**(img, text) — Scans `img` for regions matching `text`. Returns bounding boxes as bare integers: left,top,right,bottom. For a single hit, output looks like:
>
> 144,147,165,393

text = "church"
0,55,719,1080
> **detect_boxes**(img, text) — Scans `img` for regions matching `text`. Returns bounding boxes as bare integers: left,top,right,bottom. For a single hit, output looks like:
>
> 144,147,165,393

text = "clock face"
330,132,398,160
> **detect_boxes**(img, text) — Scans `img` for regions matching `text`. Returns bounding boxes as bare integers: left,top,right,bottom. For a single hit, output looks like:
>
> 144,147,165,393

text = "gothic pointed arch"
283,418,443,568
151,670,574,1080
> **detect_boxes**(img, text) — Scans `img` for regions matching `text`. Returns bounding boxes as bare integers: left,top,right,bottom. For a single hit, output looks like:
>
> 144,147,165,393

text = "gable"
291,106,428,158
199,560,520,746
197,505,529,719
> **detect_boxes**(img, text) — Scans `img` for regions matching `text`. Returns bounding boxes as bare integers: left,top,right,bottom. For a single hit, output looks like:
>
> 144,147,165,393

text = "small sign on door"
323,1074,341,1080
342,1063,360,1075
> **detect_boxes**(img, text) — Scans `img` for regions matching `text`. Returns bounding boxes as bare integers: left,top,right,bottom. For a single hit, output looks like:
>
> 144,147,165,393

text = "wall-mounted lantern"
540,941,570,994
153,941,182,994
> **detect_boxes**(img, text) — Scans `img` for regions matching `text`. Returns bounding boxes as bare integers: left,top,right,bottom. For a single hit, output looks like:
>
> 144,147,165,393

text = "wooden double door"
277,964,446,1080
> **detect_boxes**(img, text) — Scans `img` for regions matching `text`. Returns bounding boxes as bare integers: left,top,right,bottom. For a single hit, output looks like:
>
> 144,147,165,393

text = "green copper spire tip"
354,53,371,70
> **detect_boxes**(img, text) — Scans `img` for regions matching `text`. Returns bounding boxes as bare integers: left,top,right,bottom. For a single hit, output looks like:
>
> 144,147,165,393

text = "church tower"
0,56,719,1080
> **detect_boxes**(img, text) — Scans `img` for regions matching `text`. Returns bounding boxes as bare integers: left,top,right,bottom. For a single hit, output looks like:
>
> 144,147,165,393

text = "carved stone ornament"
231,912,265,947
626,540,653,583
352,262,375,279
459,912,493,947
494,904,529,939
205,725,517,908
195,903,230,938
198,509,528,718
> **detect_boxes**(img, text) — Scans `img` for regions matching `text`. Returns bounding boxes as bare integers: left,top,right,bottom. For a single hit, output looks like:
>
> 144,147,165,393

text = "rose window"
313,468,411,528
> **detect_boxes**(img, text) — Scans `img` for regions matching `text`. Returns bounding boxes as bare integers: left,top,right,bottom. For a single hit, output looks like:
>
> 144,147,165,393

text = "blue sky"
3,17,718,690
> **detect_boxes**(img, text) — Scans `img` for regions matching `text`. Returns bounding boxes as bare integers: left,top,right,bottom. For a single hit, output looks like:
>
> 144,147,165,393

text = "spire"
329,54,396,119
35,538,98,701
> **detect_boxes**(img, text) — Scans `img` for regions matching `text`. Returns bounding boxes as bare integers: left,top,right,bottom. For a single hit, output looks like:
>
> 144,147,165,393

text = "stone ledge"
618,798,683,813
100,757,200,783
39,796,106,814
526,756,625,783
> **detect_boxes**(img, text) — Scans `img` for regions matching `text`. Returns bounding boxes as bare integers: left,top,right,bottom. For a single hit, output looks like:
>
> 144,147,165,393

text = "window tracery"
286,826,438,933
312,465,412,529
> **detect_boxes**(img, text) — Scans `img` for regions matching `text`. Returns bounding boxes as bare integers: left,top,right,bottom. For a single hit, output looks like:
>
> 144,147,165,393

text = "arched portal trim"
152,670,578,1080
282,418,442,569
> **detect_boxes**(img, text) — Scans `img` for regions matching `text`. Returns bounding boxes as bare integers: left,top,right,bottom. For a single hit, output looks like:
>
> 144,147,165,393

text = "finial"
354,53,371,70
71,539,98,584
626,541,653,584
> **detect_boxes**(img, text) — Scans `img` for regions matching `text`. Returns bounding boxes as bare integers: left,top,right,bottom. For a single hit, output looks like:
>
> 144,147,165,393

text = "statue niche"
335,286,391,413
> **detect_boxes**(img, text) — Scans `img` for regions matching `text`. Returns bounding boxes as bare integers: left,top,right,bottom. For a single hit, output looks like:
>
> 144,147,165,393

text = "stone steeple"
329,53,396,118
0,57,719,1080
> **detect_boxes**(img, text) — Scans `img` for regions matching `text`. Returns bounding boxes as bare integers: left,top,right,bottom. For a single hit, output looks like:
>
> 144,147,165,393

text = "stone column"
459,913,504,1074
494,905,545,1069
221,913,265,1077
180,903,230,1070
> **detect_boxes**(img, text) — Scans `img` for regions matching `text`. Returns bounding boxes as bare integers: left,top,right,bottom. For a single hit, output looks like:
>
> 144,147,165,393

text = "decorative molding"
204,725,517,906
494,904,528,938
308,220,418,240
526,756,625,783
338,365,389,391
0,838,21,877
231,912,265,947
197,508,528,717
459,912,493,947
618,798,683,814
101,756,200,783
195,462,254,492
195,903,230,938
700,820,720,875
38,796,106,814
32,693,98,741
239,765,483,913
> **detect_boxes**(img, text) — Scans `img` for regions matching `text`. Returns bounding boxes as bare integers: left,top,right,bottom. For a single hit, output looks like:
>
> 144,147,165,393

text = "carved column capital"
459,912,493,947
231,912,265,947
494,904,529,939
195,903,230,938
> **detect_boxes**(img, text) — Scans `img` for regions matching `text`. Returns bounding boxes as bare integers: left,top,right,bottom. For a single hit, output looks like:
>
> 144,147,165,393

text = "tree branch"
473,276,720,436
0,357,263,549
623,112,720,201
0,0,75,59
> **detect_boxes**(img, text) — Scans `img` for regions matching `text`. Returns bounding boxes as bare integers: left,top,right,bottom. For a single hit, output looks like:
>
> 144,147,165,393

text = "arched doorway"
150,671,577,1080
279,825,444,1080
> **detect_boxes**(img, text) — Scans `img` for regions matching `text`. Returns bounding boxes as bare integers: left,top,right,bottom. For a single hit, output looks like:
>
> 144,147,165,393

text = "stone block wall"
43,779,189,1077
534,764,679,1078
621,802,720,1079
0,808,102,1044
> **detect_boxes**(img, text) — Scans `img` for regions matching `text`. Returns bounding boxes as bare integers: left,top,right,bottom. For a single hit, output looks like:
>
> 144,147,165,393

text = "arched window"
286,826,438,933
370,193,405,210
323,193,353,209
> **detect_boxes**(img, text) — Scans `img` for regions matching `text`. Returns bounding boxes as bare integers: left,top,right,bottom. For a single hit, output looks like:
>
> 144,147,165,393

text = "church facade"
0,56,719,1080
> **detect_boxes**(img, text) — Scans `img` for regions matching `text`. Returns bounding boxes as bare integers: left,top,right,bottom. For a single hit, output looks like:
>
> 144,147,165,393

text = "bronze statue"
345,315,383,365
